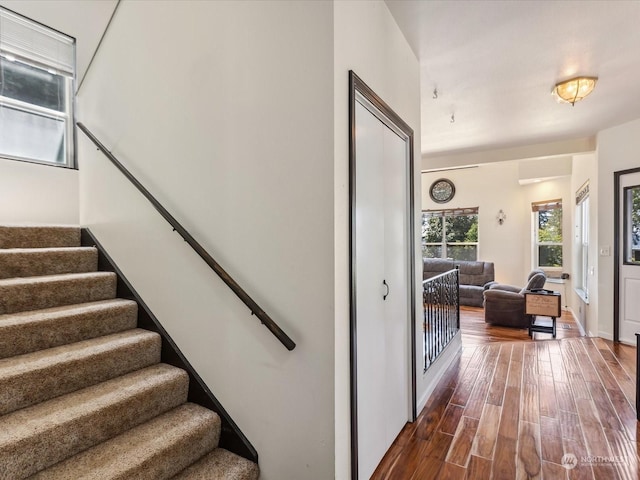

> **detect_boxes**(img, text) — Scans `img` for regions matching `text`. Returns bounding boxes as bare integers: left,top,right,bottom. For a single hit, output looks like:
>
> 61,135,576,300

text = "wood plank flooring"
460,306,583,345
371,336,639,479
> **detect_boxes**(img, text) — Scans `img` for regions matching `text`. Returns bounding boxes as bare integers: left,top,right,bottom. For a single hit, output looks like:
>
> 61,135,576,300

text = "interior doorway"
349,71,416,480
614,168,640,344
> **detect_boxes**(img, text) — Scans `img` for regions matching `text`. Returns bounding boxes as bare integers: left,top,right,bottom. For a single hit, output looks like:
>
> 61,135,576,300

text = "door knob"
383,280,389,300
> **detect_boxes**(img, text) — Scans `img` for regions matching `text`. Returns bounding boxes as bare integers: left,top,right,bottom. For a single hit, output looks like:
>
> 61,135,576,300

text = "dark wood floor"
460,306,583,346
372,309,638,479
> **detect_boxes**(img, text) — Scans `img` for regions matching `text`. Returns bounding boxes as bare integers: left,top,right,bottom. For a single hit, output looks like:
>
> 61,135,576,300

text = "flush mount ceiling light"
552,76,598,106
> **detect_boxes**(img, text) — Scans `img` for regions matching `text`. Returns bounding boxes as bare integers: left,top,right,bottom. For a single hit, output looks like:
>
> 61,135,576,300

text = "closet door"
382,122,410,448
354,99,410,480
355,100,387,480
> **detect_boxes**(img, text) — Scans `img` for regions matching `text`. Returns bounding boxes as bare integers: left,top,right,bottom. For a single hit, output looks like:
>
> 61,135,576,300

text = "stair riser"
30,404,221,480
0,226,80,249
0,301,138,359
0,273,116,314
0,331,161,415
0,248,98,279
0,368,189,480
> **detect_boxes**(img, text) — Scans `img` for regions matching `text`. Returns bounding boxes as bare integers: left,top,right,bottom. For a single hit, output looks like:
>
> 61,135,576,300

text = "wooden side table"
525,290,561,338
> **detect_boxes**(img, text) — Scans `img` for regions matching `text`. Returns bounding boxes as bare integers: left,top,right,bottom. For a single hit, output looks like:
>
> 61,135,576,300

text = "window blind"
423,207,479,218
0,7,75,76
576,181,589,205
531,199,562,212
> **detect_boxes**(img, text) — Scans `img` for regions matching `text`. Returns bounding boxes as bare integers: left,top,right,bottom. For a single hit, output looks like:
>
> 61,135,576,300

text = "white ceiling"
0,0,118,84
385,0,640,158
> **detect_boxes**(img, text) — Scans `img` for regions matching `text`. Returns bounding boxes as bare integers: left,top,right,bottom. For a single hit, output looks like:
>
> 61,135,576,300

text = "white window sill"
575,288,589,305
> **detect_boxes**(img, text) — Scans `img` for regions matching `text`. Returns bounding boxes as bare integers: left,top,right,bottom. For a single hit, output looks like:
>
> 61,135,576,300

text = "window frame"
422,207,479,261
0,7,76,169
532,199,563,270
576,194,590,301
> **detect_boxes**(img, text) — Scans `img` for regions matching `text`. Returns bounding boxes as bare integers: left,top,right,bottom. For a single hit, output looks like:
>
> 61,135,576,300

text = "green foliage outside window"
537,209,563,267
422,216,442,243
538,210,563,243
445,216,478,243
422,211,478,261
631,187,640,248
627,186,640,263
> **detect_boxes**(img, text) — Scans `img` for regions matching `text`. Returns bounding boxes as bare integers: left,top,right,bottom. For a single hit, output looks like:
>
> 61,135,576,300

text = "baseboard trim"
567,308,587,336
598,331,614,341
81,228,258,463
417,332,462,414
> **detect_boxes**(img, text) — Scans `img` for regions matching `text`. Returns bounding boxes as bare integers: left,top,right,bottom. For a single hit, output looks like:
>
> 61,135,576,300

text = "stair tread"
31,403,221,480
172,449,259,480
0,363,187,443
0,364,189,479
0,247,98,279
0,225,81,249
0,299,137,325
0,272,117,315
0,246,97,254
0,328,157,374
0,271,114,287
0,329,161,415
0,299,139,359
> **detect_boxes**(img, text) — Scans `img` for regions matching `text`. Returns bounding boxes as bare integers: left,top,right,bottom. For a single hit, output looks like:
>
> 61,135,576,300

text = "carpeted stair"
0,225,259,480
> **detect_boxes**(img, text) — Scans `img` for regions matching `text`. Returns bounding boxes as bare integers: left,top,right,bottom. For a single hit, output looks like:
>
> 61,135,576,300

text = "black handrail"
77,122,296,351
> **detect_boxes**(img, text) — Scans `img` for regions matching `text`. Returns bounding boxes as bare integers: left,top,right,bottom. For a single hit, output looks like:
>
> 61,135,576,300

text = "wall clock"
429,178,455,203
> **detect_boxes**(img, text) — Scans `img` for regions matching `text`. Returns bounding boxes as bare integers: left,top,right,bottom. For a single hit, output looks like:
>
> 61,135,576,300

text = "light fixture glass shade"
553,76,598,105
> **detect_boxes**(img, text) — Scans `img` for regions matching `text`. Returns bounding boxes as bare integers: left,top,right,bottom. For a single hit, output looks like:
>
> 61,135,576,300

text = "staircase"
0,225,259,480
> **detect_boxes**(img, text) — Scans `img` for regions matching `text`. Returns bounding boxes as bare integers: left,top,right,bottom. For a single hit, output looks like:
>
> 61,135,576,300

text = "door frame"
348,70,416,480
613,166,640,342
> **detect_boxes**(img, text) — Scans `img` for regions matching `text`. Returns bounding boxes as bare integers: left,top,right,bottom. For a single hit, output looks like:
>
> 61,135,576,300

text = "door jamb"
348,70,416,480
613,166,640,342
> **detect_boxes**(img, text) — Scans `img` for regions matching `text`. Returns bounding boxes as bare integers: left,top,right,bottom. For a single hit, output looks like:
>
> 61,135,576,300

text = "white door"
354,98,410,480
618,171,640,344
381,118,410,445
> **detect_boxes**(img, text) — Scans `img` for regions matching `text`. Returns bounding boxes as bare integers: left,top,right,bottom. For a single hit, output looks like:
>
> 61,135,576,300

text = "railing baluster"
422,268,460,372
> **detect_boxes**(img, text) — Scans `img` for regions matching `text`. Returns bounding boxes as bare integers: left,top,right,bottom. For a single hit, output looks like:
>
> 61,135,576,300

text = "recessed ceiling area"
386,0,640,159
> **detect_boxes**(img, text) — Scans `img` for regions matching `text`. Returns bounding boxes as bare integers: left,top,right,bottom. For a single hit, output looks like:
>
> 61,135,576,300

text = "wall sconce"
497,210,506,225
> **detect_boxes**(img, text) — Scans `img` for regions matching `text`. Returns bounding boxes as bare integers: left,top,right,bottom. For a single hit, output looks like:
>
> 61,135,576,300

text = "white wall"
421,163,526,285
77,1,334,478
421,164,574,297
333,1,421,478
519,156,572,183
571,153,598,335
596,117,640,340
0,159,78,225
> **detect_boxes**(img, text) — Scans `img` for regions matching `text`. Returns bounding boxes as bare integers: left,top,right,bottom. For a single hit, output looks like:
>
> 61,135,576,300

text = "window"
422,207,479,261
0,7,75,167
532,199,563,269
576,192,590,298
624,184,640,264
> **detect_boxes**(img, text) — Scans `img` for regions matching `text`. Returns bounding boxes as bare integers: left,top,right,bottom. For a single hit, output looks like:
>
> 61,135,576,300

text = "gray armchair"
483,270,547,327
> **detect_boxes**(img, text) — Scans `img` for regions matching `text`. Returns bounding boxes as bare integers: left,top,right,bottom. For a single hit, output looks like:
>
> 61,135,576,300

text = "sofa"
483,270,547,327
423,259,495,307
